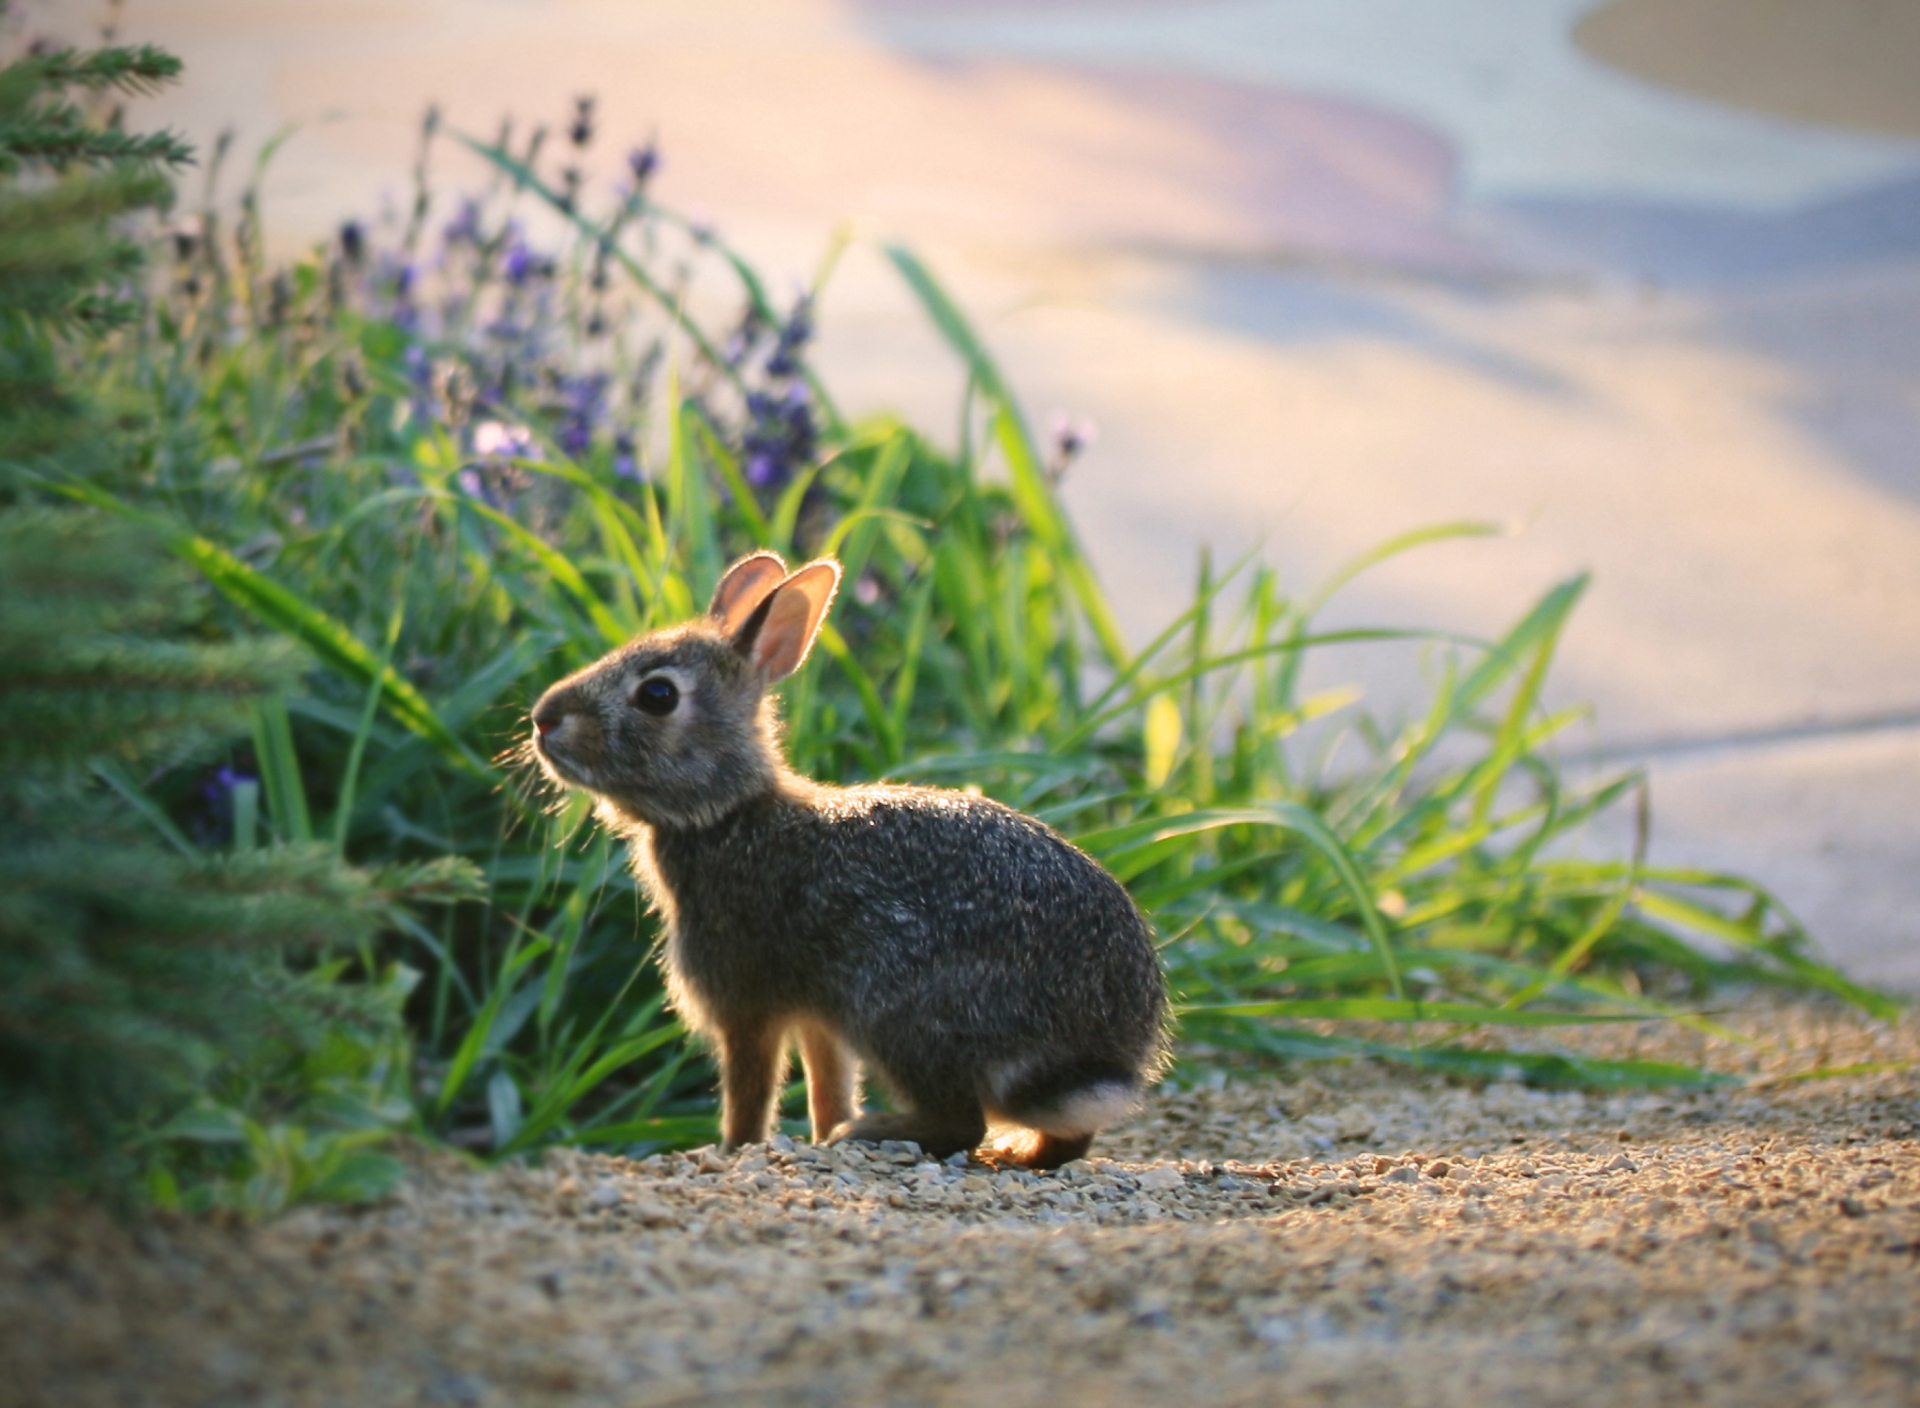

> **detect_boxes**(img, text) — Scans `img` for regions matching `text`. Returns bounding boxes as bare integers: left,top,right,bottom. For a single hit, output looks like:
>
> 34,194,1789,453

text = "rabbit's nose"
532,703,566,738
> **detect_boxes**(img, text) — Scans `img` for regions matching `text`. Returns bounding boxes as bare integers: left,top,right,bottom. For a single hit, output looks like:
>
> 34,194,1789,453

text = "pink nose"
533,707,563,738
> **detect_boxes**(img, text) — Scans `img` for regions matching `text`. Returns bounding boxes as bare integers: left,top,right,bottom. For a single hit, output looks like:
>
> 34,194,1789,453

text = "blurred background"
46,0,1920,990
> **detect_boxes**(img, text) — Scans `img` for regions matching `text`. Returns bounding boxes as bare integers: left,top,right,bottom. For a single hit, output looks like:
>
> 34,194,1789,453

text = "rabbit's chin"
593,789,745,835
533,746,597,793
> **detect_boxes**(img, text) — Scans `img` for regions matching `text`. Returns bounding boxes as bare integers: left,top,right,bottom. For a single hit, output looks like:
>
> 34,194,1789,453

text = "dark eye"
633,676,679,716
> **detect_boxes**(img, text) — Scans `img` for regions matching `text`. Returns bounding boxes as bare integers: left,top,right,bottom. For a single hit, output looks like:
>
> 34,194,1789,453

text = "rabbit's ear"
736,559,841,682
709,551,788,635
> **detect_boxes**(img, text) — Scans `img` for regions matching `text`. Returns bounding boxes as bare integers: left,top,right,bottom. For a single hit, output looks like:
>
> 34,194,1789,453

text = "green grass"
73,105,1894,1168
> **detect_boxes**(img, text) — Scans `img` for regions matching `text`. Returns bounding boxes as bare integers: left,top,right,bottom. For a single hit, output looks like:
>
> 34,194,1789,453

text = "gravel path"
6,999,1917,1408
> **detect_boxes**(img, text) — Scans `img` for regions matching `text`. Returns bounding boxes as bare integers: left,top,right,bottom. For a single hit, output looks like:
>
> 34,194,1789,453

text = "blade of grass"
1185,998,1648,1026
92,759,198,858
250,694,312,844
884,242,1128,667
1633,889,1899,1020
436,935,550,1117
333,597,406,852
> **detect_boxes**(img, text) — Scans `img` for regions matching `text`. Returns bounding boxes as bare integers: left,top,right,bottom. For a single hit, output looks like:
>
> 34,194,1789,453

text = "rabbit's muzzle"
530,688,601,789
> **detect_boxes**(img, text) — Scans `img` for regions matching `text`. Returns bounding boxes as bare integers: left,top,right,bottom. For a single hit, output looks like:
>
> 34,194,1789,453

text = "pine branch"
0,118,193,172
0,512,305,773
0,167,173,230
0,232,148,319
0,835,425,1204
23,45,185,97
57,289,145,331
0,46,192,174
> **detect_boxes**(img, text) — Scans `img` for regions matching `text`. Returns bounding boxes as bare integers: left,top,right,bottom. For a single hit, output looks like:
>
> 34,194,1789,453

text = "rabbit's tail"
985,1058,1144,1140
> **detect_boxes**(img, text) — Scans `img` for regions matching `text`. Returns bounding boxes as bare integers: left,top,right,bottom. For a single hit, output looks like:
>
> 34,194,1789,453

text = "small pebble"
1136,1166,1184,1194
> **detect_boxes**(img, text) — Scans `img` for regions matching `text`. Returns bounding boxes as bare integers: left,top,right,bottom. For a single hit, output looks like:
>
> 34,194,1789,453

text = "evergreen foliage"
0,41,185,477
0,510,301,769
0,38,470,1209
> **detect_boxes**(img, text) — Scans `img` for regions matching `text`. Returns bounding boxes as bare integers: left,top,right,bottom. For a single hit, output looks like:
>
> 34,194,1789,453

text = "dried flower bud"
568,95,596,148
1046,412,1097,483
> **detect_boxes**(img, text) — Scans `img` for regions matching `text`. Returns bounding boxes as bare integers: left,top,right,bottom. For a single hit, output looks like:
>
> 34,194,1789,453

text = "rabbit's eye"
633,676,679,716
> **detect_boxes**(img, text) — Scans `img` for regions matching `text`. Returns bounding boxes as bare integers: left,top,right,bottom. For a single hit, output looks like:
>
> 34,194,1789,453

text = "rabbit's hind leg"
992,1129,1094,1170
717,1021,789,1151
796,1019,861,1143
826,1102,986,1161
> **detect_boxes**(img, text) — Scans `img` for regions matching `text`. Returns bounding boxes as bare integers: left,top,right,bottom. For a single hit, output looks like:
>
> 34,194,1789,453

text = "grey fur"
531,554,1167,1167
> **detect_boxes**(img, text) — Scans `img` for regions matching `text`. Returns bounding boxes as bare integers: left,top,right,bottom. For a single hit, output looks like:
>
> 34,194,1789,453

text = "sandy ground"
6,998,1916,1408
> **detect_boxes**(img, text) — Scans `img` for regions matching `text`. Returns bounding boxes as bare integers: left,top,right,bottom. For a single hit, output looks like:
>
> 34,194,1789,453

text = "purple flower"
376,256,420,332
740,381,816,491
502,236,552,286
553,372,609,458
764,295,813,377
503,240,537,285
612,430,640,481
443,198,482,246
723,306,766,367
204,765,253,806
628,142,659,185
200,765,258,845
457,467,495,508
339,220,365,264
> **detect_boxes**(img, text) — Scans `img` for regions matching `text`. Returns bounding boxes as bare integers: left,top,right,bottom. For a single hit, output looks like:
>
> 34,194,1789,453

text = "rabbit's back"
645,781,1164,1074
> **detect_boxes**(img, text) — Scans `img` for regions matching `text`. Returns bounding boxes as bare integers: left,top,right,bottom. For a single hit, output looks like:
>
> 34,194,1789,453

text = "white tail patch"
1013,1080,1141,1138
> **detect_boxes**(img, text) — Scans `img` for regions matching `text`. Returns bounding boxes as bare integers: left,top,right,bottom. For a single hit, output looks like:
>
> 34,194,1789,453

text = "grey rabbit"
530,551,1166,1167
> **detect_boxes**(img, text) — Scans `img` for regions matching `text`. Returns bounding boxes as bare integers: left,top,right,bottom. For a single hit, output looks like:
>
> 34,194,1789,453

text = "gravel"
4,997,1917,1408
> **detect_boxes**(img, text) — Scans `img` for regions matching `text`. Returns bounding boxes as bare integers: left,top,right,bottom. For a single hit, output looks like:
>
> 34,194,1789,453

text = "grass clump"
41,82,1896,1176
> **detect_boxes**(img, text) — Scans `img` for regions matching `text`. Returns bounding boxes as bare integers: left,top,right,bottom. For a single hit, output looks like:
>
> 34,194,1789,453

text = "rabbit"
529,550,1167,1168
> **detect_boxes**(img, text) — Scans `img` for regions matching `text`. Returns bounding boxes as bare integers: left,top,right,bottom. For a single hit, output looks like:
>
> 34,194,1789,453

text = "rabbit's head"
531,552,841,829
